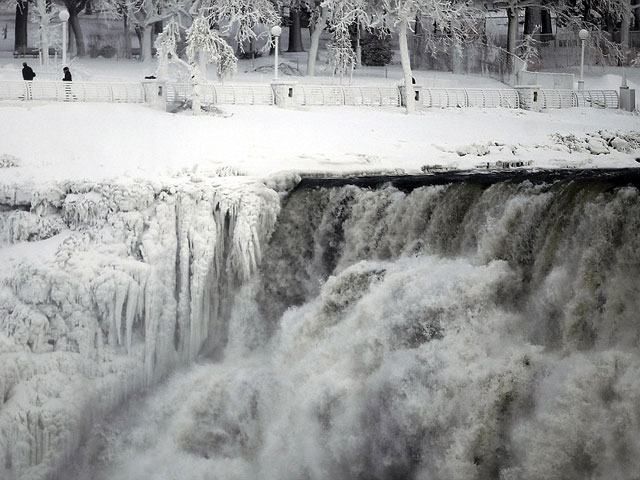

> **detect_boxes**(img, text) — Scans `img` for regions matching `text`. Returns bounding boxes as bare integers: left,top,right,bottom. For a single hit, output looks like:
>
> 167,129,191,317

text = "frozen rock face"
0,176,280,480
65,179,640,480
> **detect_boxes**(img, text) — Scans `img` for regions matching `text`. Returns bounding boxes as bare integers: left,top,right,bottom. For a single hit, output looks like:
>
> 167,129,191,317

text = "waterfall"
2,174,640,480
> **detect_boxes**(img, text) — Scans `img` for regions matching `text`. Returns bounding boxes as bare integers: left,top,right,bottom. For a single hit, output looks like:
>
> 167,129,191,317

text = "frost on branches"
186,15,237,112
199,0,280,54
326,0,366,79
186,15,237,80
0,175,280,480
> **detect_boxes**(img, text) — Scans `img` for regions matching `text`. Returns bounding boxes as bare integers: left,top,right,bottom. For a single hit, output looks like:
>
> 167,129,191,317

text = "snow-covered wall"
0,173,280,480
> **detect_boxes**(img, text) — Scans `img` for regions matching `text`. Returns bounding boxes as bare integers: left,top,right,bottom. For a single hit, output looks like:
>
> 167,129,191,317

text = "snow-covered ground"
1,56,639,187
0,102,639,186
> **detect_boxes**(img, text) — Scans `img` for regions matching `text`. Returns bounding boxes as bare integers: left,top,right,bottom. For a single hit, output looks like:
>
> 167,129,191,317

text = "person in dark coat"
22,62,36,81
62,66,75,100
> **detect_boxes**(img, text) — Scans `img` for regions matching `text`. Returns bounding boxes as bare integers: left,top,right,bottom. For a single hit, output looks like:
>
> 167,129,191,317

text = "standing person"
62,66,74,101
22,62,36,80
21,62,35,100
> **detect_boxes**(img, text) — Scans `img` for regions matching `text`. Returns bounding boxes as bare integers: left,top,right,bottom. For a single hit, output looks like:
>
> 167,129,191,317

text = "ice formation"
0,175,280,480
2,175,640,480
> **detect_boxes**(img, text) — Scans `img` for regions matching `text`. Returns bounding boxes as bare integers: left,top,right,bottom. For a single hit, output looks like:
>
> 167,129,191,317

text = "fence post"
620,82,636,112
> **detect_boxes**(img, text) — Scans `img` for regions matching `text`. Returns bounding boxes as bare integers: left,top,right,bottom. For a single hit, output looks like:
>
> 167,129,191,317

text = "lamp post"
578,29,589,91
270,25,282,81
59,9,70,66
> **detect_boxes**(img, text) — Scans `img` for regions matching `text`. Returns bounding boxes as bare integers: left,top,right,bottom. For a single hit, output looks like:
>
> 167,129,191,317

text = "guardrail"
540,89,619,109
0,81,145,103
292,85,402,107
420,88,520,109
572,90,619,109
166,83,274,105
0,81,624,111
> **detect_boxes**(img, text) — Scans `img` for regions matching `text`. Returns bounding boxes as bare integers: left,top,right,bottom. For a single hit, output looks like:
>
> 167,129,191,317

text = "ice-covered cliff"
0,174,280,480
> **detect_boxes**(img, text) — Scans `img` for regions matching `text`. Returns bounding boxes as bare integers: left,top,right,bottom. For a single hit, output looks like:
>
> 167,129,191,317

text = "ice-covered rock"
456,143,491,157
587,137,610,155
611,136,631,153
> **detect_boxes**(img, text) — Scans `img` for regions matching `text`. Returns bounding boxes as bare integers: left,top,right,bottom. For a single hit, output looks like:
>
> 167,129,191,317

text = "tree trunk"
634,0,640,30
287,8,304,52
14,0,28,53
412,16,422,69
541,9,553,39
451,17,462,74
621,0,631,49
507,7,518,55
123,14,132,59
199,50,207,82
69,12,85,57
398,19,415,114
142,25,153,62
307,7,327,76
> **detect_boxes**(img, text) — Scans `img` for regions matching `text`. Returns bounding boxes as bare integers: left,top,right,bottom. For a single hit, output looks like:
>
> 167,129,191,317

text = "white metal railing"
0,81,145,103
344,86,401,106
535,89,619,109
292,85,401,107
420,88,520,109
539,89,576,109
0,81,621,111
166,83,274,105
572,90,619,109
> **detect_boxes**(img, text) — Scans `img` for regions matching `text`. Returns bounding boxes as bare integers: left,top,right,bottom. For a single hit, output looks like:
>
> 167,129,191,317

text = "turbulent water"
3,175,640,480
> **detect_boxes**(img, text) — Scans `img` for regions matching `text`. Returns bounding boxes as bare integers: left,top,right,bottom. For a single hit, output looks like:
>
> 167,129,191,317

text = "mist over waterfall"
2,174,640,480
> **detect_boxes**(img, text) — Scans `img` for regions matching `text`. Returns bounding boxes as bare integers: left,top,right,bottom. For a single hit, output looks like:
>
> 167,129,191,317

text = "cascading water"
2,172,640,480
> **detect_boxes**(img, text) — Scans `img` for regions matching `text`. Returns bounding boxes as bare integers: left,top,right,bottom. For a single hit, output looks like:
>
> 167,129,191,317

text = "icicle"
124,280,138,353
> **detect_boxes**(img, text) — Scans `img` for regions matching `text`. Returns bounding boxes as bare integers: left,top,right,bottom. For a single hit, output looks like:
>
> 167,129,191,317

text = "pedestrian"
22,62,36,81
62,66,74,101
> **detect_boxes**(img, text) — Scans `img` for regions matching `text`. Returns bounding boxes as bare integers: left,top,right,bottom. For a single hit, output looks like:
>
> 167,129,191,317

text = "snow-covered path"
0,102,639,186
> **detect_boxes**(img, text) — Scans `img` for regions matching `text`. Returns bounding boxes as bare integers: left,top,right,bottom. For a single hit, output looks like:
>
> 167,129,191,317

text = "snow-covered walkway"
0,103,639,186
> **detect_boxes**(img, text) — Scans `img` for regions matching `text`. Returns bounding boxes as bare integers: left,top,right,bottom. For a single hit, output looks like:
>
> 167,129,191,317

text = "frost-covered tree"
198,0,281,54
154,17,182,79
492,0,635,62
368,0,479,113
326,0,366,79
96,0,191,61
31,0,59,66
155,16,236,113
186,14,237,78
292,0,368,76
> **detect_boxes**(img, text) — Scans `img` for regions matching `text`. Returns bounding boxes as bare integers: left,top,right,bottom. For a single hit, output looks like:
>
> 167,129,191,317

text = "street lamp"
59,9,70,66
270,25,282,81
578,29,589,91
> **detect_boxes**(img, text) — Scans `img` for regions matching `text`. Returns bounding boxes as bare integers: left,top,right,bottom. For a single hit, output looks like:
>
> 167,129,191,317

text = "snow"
0,103,638,188
1,57,638,184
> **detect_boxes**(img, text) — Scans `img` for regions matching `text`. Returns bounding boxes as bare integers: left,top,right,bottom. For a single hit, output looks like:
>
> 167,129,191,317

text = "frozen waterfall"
0,175,280,480
2,172,640,480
